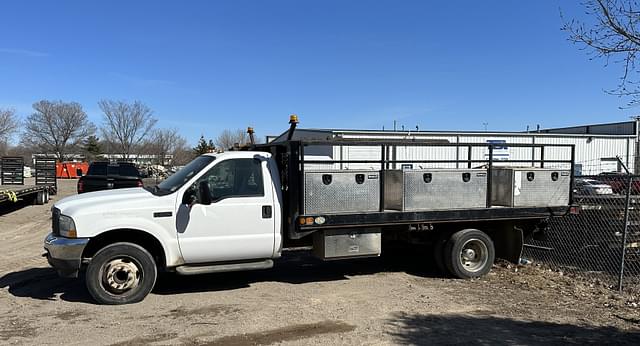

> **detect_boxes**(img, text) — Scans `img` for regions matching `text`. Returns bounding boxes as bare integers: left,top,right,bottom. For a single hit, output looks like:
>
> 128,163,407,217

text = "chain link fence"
523,174,640,293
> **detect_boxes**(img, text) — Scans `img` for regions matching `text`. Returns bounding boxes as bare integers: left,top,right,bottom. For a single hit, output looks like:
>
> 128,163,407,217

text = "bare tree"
22,100,96,161
0,108,20,155
0,108,20,142
563,0,640,105
215,129,250,150
147,128,188,165
99,100,157,159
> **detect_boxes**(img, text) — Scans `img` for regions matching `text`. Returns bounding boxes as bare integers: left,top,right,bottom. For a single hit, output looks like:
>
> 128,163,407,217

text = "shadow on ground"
0,267,92,303
387,312,640,345
153,245,440,296
0,199,36,217
0,245,441,303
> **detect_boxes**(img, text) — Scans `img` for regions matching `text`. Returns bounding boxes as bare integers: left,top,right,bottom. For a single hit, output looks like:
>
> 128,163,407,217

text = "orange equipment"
56,162,89,179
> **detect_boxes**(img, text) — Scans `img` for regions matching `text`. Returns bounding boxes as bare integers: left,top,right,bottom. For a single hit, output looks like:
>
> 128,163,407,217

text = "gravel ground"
1,179,640,345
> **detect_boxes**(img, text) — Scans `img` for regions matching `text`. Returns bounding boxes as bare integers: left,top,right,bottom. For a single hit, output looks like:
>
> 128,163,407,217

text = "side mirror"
198,181,212,205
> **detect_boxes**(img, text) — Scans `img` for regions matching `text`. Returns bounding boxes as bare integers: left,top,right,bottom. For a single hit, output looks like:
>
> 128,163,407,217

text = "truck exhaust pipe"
287,114,299,140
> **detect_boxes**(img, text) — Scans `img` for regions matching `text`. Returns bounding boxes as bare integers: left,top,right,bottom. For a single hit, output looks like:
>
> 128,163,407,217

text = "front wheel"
85,242,157,305
444,229,495,279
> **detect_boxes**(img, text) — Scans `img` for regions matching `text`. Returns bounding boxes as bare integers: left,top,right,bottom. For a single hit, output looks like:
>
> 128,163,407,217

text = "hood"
55,188,159,217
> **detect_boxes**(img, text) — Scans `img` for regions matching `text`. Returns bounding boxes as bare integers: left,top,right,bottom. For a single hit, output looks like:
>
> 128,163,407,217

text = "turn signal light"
299,216,318,225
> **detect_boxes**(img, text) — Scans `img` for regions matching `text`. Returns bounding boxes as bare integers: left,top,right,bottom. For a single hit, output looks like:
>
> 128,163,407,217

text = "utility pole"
482,122,488,132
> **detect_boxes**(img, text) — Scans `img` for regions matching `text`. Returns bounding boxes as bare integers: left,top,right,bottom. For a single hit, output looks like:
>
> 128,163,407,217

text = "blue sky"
0,1,635,144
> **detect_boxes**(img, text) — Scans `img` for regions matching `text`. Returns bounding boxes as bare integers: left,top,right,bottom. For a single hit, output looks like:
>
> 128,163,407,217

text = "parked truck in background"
44,117,575,304
77,161,143,194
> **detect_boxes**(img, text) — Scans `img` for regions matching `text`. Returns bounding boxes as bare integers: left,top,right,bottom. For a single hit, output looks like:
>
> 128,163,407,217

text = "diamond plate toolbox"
383,169,488,211
490,167,570,207
313,228,382,260
304,170,380,214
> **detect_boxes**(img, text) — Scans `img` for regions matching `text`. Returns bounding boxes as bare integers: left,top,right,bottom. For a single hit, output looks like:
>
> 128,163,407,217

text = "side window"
198,158,264,201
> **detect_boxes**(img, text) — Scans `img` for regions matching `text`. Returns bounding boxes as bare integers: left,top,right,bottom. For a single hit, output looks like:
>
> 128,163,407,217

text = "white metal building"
273,120,639,175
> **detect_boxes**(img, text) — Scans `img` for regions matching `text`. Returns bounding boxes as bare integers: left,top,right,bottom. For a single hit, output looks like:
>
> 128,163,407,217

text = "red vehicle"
597,172,640,194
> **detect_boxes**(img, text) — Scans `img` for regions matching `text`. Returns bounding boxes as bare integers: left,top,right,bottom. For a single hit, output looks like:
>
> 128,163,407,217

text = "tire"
85,242,157,305
443,229,495,279
34,191,45,205
432,233,450,275
44,189,50,203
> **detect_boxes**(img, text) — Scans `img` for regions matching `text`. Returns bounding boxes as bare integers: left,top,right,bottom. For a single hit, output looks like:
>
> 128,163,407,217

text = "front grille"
52,208,60,236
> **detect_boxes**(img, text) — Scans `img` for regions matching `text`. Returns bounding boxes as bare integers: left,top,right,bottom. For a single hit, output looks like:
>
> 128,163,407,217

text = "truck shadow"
0,267,93,303
153,247,441,296
386,312,640,344
0,246,440,303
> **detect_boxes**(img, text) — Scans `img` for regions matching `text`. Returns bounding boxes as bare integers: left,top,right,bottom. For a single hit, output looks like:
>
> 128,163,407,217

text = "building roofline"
541,119,635,132
273,127,636,140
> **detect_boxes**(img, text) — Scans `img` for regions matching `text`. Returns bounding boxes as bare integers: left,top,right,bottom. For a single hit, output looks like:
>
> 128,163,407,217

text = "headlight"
59,215,77,238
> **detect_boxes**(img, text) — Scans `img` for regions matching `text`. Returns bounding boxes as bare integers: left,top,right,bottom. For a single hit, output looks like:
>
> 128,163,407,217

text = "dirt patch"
0,317,37,341
193,320,356,346
162,304,240,319
109,332,179,346
55,310,87,321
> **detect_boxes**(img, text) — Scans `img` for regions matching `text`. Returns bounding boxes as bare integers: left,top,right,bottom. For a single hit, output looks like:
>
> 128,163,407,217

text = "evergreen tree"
82,135,102,162
192,135,215,156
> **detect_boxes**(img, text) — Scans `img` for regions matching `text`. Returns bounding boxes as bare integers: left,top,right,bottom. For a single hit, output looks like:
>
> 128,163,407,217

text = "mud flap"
489,224,523,264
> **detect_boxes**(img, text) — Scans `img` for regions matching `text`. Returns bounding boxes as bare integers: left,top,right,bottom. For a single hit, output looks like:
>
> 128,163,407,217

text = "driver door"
176,157,276,263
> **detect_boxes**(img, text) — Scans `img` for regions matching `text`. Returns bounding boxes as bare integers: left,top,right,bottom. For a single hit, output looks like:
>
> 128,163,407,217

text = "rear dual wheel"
34,191,46,205
434,229,495,279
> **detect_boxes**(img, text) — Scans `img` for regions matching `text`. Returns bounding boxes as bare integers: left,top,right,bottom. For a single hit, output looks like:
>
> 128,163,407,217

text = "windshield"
154,156,215,195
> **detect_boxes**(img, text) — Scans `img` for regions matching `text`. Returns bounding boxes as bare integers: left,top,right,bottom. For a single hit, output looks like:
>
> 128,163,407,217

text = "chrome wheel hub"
462,248,477,261
459,239,488,273
103,258,140,293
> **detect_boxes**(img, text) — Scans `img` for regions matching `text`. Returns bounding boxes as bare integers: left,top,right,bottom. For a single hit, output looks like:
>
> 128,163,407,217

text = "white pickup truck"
44,123,575,304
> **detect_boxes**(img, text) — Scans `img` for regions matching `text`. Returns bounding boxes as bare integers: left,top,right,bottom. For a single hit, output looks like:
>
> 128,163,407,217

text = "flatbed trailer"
0,184,52,206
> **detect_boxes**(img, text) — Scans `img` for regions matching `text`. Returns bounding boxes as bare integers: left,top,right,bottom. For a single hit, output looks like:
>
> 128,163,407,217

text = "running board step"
175,259,274,275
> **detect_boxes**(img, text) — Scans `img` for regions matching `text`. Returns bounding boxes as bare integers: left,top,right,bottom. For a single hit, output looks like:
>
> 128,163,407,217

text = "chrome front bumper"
43,232,89,278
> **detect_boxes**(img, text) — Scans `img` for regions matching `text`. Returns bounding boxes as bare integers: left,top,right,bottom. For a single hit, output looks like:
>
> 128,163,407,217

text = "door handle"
262,205,272,219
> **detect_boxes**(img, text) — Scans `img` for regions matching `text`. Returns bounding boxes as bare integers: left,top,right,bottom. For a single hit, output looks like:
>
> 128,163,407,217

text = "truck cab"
45,151,282,304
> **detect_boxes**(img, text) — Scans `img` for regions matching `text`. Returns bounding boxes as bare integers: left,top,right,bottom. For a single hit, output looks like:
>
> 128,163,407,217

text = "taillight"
137,180,143,187
77,180,84,193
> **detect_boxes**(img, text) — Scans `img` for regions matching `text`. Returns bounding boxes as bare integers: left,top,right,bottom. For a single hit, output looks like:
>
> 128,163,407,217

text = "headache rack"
255,138,576,239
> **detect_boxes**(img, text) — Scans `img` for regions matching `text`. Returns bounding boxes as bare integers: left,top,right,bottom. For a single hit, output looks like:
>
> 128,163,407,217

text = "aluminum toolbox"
490,167,571,207
313,228,382,260
383,169,488,211
304,170,380,214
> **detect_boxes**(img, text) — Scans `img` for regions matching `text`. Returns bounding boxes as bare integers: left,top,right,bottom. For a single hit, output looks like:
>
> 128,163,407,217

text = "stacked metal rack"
35,158,57,195
1,156,24,185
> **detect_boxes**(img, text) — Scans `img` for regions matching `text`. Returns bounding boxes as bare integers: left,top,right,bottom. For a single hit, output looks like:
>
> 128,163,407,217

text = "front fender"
84,217,183,267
